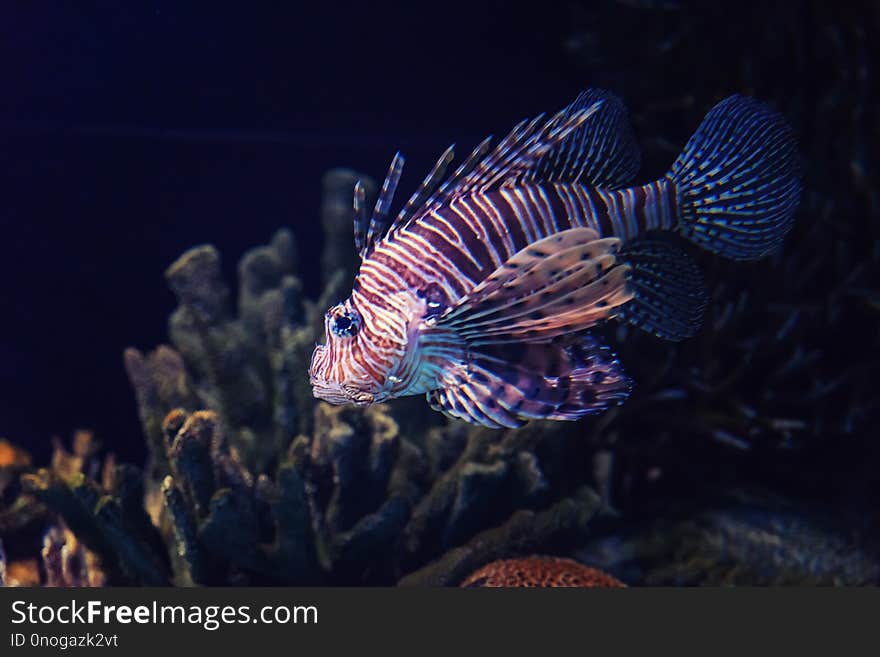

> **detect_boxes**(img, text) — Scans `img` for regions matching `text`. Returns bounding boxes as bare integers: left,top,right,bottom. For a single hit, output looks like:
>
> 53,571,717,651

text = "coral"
0,439,45,584
149,403,600,586
0,557,40,587
0,439,31,469
2,169,606,586
40,526,106,587
460,556,625,588
398,488,601,587
124,171,381,480
20,431,166,586
1,432,113,587
0,525,106,588
157,408,317,585
126,227,306,477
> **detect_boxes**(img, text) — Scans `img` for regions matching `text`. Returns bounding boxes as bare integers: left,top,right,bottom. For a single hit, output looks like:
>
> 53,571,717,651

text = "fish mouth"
309,343,379,406
310,377,376,406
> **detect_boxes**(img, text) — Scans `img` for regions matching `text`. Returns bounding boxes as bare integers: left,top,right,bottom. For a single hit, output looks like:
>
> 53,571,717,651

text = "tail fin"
668,95,801,260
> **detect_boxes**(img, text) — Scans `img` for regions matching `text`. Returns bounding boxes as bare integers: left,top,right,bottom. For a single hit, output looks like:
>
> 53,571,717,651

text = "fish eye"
330,309,360,338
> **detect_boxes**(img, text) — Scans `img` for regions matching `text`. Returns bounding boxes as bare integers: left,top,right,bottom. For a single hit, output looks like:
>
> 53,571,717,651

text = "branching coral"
1,170,606,586
1,432,122,587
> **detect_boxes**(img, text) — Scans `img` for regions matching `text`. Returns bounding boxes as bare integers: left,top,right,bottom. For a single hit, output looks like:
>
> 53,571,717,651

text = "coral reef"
0,432,111,587
1,171,605,586
461,556,625,588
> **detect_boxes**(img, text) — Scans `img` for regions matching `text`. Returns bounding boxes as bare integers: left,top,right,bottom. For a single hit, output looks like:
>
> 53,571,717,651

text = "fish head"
309,289,425,406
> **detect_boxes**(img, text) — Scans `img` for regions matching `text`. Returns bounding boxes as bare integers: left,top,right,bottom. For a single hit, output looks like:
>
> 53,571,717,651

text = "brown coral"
0,432,111,587
460,556,625,588
41,526,106,587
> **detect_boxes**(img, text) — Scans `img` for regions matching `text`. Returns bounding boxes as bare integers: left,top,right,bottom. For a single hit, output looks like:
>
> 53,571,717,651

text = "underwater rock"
461,556,625,588
575,487,880,586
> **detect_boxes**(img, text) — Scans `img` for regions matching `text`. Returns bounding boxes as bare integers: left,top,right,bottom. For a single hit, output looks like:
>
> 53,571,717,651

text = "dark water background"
0,0,875,507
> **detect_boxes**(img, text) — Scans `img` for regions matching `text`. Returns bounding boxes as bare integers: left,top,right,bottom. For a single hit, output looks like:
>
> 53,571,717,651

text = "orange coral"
461,556,625,588
0,438,31,468
5,559,41,587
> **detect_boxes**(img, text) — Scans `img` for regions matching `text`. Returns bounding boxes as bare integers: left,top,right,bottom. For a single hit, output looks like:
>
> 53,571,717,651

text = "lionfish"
309,90,801,428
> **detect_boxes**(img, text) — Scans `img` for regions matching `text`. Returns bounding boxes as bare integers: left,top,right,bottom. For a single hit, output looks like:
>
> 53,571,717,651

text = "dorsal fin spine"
365,152,404,254
396,144,455,227
353,180,367,257
417,137,492,213
355,89,641,257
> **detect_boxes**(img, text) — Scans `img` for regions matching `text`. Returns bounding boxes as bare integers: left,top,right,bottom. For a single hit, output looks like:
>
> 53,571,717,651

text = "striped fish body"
309,90,801,428
366,179,677,300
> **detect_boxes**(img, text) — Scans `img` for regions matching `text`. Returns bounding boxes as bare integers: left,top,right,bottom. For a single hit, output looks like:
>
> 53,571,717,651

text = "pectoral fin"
438,228,634,345
427,336,631,428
